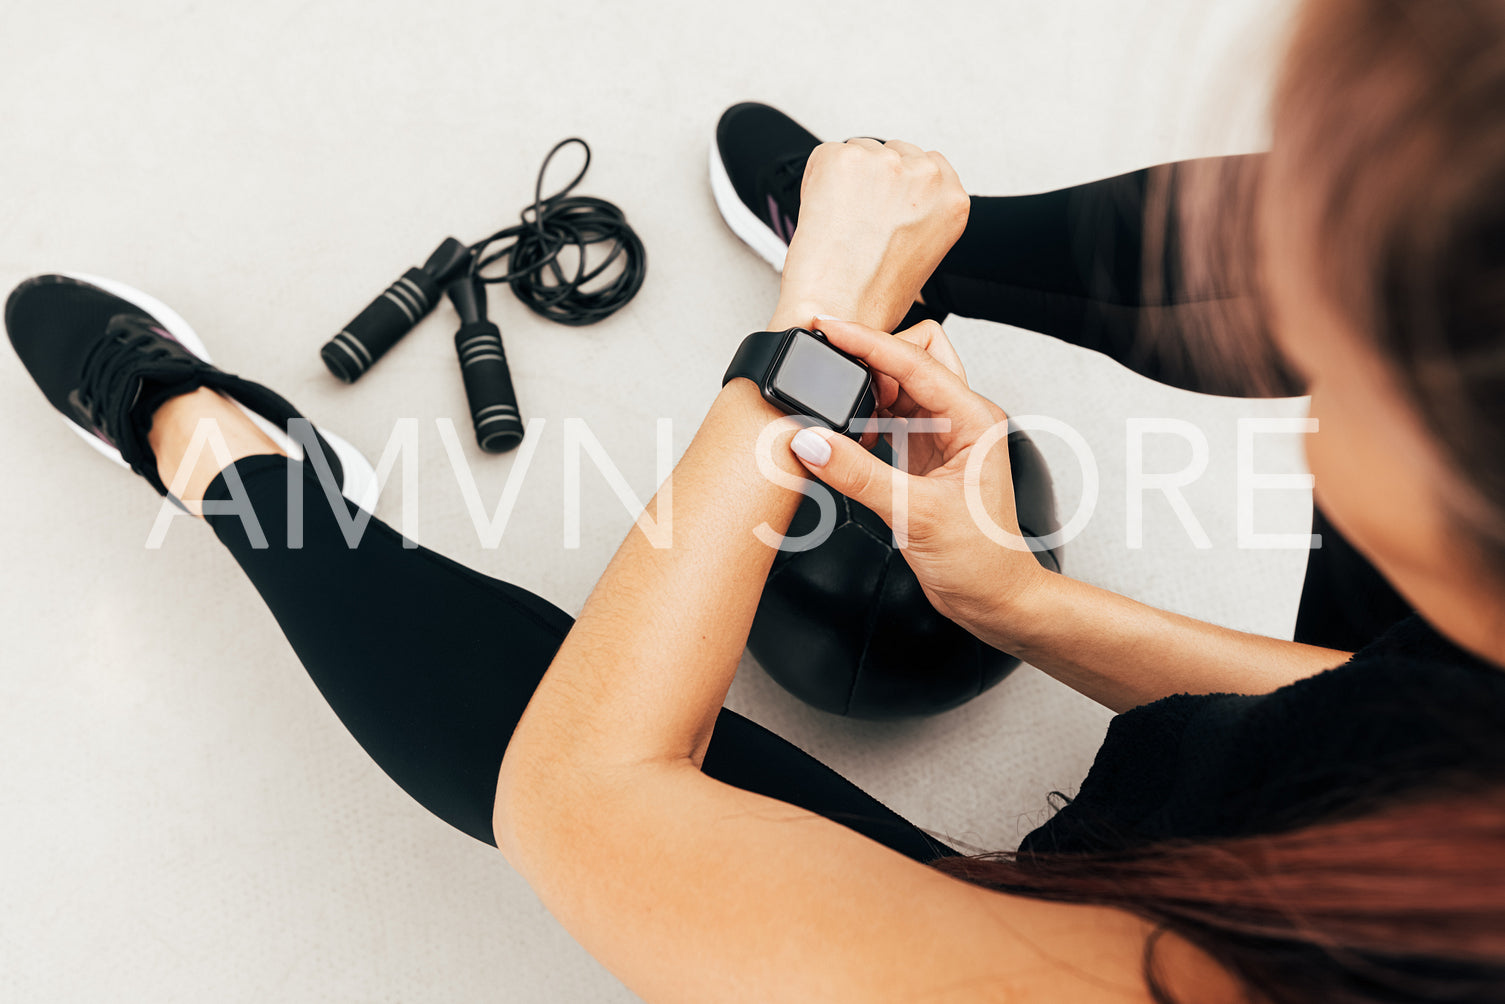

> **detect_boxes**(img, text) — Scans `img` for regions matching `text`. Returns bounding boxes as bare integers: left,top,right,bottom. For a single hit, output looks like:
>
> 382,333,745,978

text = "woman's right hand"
786,316,1052,647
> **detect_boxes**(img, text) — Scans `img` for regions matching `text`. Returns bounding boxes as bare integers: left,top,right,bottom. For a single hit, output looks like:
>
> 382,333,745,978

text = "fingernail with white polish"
814,313,841,321
791,427,832,466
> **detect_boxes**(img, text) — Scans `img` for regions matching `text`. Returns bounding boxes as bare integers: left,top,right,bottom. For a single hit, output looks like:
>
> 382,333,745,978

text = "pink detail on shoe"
150,323,182,347
765,194,793,244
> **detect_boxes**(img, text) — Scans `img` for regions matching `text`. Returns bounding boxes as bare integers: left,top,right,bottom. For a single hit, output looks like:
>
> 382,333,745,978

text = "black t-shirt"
1019,615,1505,855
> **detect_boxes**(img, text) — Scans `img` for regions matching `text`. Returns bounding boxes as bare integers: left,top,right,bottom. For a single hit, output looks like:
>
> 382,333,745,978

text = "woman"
8,0,1502,1000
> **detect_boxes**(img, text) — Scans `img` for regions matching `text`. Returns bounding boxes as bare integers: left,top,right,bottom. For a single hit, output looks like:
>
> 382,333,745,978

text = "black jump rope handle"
319,235,523,453
320,238,472,383
448,275,524,453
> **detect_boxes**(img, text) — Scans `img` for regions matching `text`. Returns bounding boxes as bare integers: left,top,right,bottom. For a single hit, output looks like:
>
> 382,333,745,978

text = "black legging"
207,454,962,859
203,157,1410,855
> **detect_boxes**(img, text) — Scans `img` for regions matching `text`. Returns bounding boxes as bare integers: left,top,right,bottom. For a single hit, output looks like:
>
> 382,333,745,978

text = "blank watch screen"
770,330,869,426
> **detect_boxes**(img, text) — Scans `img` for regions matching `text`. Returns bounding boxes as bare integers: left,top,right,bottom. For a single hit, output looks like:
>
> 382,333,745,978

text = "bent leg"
205,455,958,861
916,156,1412,648
920,154,1302,398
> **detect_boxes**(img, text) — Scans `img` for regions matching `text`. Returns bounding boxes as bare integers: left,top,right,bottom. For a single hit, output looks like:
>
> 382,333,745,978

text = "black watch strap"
722,329,786,388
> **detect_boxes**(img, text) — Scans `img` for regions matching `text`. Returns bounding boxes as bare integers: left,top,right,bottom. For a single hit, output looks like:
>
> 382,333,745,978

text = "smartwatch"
722,327,877,438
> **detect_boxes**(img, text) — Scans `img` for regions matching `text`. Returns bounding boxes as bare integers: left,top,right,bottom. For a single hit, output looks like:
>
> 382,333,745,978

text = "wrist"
960,561,1062,653
766,299,827,332
714,377,808,464
717,373,785,424
767,288,901,333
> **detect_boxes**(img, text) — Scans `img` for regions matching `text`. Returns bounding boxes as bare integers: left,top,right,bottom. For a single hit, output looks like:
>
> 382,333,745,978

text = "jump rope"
320,138,647,453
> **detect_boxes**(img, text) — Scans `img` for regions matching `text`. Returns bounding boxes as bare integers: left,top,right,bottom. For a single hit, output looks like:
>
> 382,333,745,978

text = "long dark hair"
1272,0,1505,567
933,2,1505,1001
933,781,1505,1003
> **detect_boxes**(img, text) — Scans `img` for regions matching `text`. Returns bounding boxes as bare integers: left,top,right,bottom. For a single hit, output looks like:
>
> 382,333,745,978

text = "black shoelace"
75,316,183,438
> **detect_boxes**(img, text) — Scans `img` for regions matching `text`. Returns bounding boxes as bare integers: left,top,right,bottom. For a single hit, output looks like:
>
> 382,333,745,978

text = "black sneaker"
710,102,824,273
5,272,376,507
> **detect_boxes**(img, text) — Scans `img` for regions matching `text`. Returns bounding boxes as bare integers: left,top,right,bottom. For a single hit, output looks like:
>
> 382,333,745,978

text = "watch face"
769,329,870,428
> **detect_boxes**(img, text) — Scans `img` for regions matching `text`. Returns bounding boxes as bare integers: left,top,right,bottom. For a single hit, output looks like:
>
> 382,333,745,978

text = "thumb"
790,426,909,526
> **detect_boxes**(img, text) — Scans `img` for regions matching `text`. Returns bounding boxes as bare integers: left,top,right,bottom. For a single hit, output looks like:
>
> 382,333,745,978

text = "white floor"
0,1,1307,1000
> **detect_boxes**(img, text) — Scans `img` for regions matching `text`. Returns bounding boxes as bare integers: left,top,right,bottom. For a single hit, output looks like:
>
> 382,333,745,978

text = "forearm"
989,572,1352,713
499,382,800,769
493,300,845,855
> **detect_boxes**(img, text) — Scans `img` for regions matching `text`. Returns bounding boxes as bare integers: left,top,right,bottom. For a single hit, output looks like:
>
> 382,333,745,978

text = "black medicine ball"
748,429,1062,718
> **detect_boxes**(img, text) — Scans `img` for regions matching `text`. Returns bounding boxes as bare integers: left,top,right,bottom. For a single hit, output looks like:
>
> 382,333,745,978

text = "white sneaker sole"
54,272,380,513
708,139,788,273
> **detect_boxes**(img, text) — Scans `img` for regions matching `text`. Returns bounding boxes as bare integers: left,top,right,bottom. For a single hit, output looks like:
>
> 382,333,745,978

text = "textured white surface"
0,0,1307,1000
